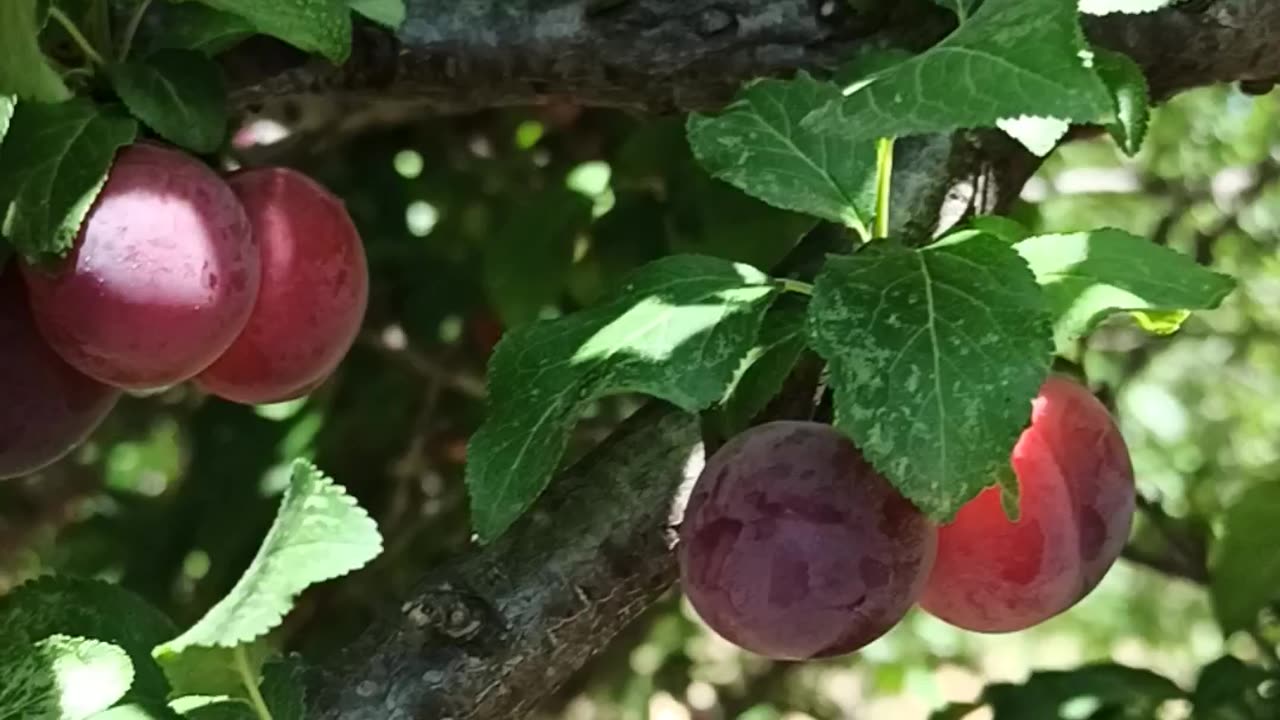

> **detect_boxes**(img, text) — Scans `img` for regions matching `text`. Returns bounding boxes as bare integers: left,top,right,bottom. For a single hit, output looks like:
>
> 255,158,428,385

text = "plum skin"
919,375,1136,633
678,421,937,660
195,167,369,404
0,272,119,479
20,142,259,390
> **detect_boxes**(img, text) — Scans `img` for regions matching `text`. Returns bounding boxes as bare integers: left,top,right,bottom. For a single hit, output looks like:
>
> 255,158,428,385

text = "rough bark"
224,0,1280,114
205,1,1280,717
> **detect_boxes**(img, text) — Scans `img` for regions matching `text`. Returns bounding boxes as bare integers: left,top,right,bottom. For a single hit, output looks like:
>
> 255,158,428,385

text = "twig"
358,332,487,399
118,0,155,63
48,7,106,67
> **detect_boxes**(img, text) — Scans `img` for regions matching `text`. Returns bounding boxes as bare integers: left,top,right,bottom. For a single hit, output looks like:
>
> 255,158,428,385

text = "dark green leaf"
0,576,176,703
1013,228,1235,353
484,188,593,327
1212,483,1280,633
1095,49,1150,156
190,0,351,63
1080,0,1173,13
109,50,228,154
0,95,14,146
804,0,1112,142
0,635,134,720
140,4,254,56
1193,656,1277,720
931,0,983,22
347,0,405,29
88,703,185,719
687,72,878,235
983,663,1185,718
0,0,71,102
929,702,984,720
806,234,1052,520
0,99,137,259
709,296,808,436
259,656,306,720
468,254,780,540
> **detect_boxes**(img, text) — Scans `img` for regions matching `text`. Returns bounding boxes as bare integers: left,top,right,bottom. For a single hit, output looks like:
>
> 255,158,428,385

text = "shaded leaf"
141,4,254,56
0,99,137,259
805,0,1112,142
468,255,780,540
1211,482,1280,633
709,296,808,436
347,0,405,29
1095,49,1150,156
0,635,134,720
1192,656,1277,720
0,577,176,702
983,663,1185,718
687,72,878,235
806,234,1052,520
109,50,229,154
190,0,351,63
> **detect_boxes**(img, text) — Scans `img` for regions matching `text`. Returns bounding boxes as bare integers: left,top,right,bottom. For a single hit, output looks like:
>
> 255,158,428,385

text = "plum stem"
237,644,274,720
48,8,106,67
118,0,155,62
873,136,895,239
776,278,814,296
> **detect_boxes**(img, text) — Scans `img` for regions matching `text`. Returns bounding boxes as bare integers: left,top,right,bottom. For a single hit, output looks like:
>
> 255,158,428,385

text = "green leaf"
0,635,134,720
468,254,780,540
0,96,15,146
484,188,593,327
983,663,1185,718
156,640,272,701
140,4,254,56
930,0,983,23
1080,0,1174,13
347,0,405,29
709,296,808,436
687,72,878,236
0,0,71,102
1192,656,1276,720
0,99,137,259
1211,483,1280,634
1013,229,1235,353
1095,49,1150,156
997,116,1069,157
190,0,352,63
804,0,1112,142
259,657,306,720
109,50,229,154
0,577,177,703
87,703,184,720
155,460,382,656
963,215,1032,244
806,234,1052,521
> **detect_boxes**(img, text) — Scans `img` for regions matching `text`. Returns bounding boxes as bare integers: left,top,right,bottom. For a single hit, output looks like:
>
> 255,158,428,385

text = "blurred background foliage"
2,80,1279,719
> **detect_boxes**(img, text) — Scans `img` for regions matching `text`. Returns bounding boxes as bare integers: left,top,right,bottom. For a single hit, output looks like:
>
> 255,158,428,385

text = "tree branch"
223,0,1280,115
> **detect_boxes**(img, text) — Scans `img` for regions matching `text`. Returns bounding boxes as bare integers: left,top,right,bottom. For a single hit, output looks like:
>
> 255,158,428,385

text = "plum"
195,167,368,404
678,421,937,660
0,271,119,479
919,375,1136,633
20,142,259,390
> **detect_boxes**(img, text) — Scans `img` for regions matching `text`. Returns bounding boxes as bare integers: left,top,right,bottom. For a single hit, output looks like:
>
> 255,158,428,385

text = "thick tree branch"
224,0,1280,114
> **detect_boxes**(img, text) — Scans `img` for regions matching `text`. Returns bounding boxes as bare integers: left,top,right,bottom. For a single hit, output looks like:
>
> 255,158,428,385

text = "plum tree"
0,271,120,479
919,375,1136,633
20,142,259,390
195,168,368,404
678,421,937,660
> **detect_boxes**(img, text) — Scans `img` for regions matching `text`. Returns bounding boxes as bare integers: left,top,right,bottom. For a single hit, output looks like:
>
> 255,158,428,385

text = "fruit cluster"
678,375,1136,658
0,142,369,480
